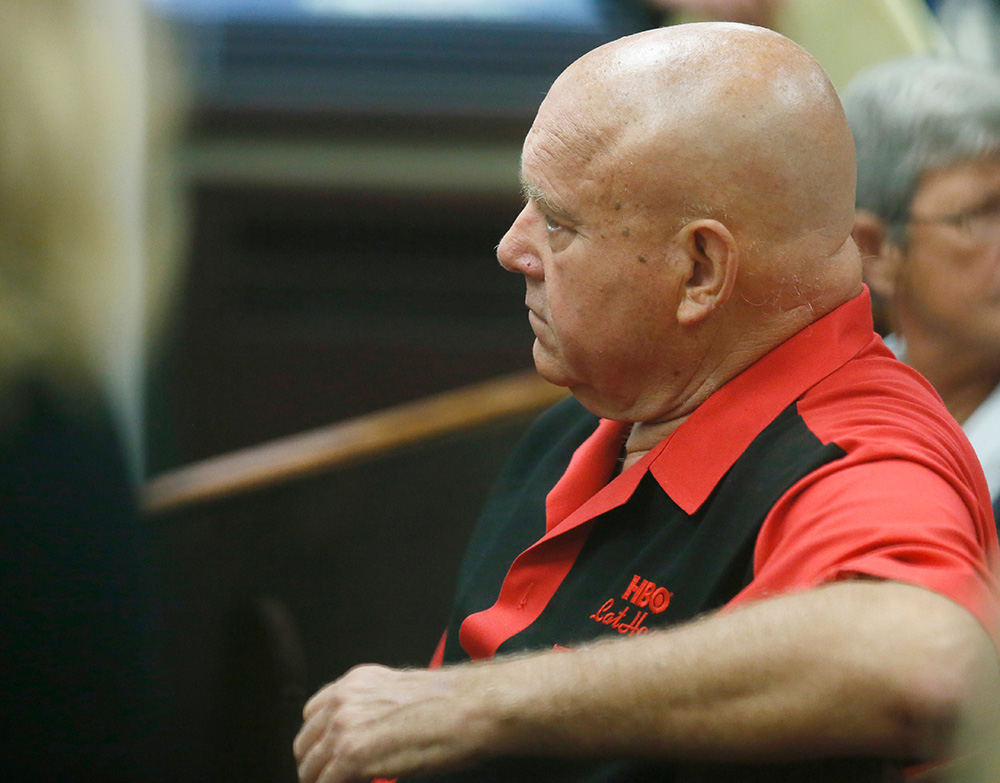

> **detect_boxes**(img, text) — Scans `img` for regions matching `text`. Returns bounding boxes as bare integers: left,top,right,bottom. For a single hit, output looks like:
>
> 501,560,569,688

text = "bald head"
531,23,860,309
501,23,864,421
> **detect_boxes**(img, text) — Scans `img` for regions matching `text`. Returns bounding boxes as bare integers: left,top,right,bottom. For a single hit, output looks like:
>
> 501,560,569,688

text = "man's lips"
526,304,546,330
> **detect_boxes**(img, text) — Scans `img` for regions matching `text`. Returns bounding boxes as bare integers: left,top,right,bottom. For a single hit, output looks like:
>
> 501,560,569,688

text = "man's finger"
293,714,326,762
303,681,338,720
297,735,337,783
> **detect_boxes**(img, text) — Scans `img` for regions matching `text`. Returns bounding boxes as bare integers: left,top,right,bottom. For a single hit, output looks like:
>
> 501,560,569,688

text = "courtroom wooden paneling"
151,412,542,783
155,184,531,471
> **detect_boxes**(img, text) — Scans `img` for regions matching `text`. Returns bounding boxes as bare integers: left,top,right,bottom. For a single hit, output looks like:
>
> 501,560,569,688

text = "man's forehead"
520,98,627,188
914,156,1000,208
519,133,607,197
526,103,609,155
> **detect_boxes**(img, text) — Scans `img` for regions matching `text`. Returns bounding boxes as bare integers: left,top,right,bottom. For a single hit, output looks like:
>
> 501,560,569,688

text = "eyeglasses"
904,194,1000,244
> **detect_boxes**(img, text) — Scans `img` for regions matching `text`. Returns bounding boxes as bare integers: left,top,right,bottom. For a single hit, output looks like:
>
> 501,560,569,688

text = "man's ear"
852,209,902,300
674,219,738,325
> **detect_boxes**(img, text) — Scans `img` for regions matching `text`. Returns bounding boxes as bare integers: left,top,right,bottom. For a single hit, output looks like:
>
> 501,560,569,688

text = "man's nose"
497,205,543,279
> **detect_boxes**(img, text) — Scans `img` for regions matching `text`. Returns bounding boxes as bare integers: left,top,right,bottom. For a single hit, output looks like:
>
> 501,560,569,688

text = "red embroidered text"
621,574,672,613
589,599,650,635
588,574,673,636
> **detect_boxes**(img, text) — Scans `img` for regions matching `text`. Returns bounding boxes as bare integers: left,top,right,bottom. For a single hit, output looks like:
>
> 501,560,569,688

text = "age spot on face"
622,227,631,237
637,254,648,264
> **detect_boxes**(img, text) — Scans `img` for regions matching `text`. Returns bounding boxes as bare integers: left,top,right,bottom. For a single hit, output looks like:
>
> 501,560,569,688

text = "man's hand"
293,663,490,783
294,582,998,782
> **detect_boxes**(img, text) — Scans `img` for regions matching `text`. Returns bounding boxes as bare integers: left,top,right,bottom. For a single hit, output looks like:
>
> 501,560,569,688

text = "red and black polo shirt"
400,290,1000,783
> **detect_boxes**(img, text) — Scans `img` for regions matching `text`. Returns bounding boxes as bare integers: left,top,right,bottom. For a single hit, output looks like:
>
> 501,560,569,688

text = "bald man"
294,23,1000,783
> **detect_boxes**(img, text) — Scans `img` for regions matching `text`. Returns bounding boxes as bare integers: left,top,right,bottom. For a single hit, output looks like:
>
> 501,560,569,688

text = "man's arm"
294,579,999,783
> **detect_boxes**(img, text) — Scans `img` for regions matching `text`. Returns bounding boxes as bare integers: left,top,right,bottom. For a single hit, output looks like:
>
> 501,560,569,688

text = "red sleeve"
429,630,447,670
730,459,1000,644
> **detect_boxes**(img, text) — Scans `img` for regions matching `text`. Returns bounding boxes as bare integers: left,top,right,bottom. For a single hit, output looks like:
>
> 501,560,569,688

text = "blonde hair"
0,0,131,393
0,0,186,468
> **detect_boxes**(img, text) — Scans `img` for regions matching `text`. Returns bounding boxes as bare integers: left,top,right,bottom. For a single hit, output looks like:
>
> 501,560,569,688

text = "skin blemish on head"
637,254,648,264
622,227,631,237
615,203,623,211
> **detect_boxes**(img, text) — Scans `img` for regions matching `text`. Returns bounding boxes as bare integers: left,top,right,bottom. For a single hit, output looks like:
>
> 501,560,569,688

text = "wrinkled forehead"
523,105,607,171
521,61,642,179
518,95,643,220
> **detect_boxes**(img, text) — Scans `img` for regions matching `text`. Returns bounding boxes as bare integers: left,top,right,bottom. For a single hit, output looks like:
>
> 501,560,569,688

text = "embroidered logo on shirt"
589,574,673,636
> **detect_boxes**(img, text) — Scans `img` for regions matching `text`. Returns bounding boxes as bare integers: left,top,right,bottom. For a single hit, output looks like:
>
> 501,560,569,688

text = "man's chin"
532,343,575,389
534,367,575,391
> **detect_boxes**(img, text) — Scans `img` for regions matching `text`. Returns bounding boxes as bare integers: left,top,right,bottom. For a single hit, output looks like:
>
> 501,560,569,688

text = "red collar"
546,288,877,532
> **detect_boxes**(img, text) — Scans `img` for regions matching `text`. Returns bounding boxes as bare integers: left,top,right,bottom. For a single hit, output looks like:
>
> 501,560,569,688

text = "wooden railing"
140,370,567,515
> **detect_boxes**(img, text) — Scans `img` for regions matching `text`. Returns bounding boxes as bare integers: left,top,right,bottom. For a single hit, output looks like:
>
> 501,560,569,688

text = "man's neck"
904,336,1000,425
621,417,688,473
618,297,845,472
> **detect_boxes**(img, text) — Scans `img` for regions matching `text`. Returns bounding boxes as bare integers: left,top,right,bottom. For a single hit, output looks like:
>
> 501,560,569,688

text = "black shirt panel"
441,396,599,663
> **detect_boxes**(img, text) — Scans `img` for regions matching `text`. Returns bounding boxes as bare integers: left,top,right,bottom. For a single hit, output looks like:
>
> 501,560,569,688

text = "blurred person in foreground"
0,0,172,779
295,23,1000,783
845,57,1000,522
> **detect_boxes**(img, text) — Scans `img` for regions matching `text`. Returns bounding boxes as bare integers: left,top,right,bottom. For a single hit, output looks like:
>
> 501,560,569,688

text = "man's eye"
544,215,574,252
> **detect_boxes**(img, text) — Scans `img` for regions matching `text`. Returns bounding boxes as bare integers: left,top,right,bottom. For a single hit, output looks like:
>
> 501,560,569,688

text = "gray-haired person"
845,55,1000,522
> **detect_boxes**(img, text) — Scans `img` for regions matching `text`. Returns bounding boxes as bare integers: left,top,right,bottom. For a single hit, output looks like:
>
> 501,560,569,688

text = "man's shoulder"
800,343,977,468
805,340,954,422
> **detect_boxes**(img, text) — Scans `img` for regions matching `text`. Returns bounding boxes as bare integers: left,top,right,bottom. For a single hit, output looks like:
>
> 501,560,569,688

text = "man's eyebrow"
519,176,574,222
